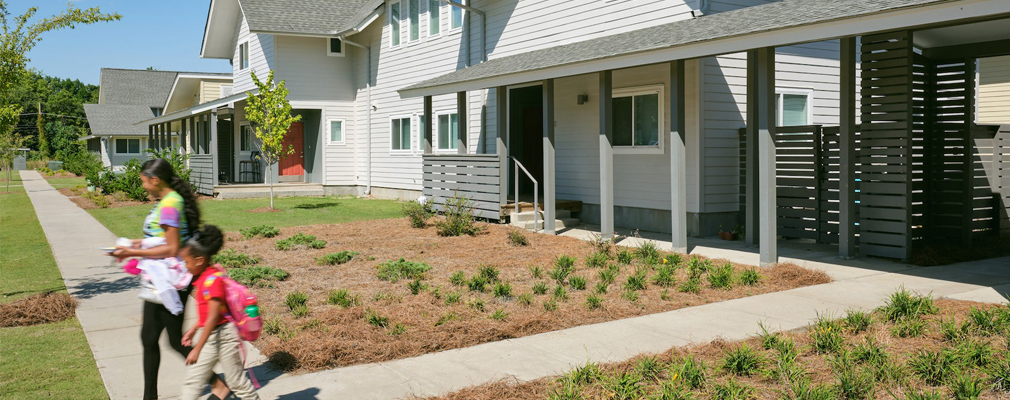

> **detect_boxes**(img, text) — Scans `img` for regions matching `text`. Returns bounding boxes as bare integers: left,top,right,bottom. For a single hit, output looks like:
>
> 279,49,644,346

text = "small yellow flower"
672,372,679,381
663,258,668,264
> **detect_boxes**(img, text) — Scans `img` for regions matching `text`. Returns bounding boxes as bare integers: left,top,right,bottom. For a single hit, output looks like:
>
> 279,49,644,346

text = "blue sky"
11,0,231,85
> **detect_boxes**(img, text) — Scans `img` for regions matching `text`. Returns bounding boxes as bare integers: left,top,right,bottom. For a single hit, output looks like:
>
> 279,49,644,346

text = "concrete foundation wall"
581,203,739,237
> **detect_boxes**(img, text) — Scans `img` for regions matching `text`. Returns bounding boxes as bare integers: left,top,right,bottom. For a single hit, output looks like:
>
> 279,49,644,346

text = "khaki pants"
181,324,260,400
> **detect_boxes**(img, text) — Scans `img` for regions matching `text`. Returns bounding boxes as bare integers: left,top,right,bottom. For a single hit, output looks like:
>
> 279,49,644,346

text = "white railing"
511,156,539,233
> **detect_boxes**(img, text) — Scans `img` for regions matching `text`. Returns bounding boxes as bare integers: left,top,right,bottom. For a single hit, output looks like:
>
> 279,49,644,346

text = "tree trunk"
268,163,275,209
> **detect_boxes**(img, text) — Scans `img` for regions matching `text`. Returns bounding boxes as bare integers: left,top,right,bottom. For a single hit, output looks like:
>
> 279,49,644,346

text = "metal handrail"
510,156,539,233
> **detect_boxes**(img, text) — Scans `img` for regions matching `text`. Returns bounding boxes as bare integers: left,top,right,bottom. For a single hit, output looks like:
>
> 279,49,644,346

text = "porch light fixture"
577,94,588,105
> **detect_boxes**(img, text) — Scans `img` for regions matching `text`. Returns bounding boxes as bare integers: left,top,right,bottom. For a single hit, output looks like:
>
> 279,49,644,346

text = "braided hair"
140,158,201,231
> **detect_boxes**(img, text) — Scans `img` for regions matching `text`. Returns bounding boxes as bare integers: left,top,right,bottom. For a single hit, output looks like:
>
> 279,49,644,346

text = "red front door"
279,122,304,180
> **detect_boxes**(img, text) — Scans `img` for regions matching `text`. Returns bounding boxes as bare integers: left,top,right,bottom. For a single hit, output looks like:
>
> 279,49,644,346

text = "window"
328,119,345,144
775,91,812,126
450,0,463,30
612,85,663,152
390,117,411,151
240,125,253,152
116,138,141,154
428,0,441,36
408,0,420,42
327,38,344,56
436,112,459,151
238,42,249,70
151,107,163,117
390,1,401,47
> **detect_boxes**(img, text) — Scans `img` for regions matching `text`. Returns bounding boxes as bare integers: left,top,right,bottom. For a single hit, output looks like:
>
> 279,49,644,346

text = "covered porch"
402,0,1010,265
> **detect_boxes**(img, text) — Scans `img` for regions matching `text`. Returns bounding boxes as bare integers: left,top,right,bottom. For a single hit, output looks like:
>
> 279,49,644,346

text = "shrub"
275,233,326,250
376,258,431,282
844,310,872,333
879,288,937,321
365,309,389,328
403,199,433,228
653,264,677,288
712,379,754,400
407,279,428,295
213,248,261,268
675,356,708,390
284,291,309,310
316,250,359,266
489,309,508,321
507,229,529,246
517,293,533,307
240,225,280,239
624,268,648,291
543,299,558,312
584,251,609,269
707,262,734,290
586,294,603,310
739,268,762,286
722,344,764,376
616,248,634,264
327,289,359,308
891,317,926,338
493,281,513,299
229,266,289,287
435,192,483,236
635,241,661,264
82,191,110,208
532,281,549,295
568,275,587,290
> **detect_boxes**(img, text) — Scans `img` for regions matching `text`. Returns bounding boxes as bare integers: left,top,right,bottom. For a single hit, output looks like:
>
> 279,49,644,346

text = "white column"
745,51,760,247
496,87,509,207
599,71,615,239
210,110,219,187
753,47,777,267
839,37,857,258
543,79,556,234
670,60,688,254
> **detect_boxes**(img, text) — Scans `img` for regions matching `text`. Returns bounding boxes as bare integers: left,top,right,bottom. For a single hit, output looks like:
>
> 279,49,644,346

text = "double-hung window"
327,38,344,56
391,117,412,151
390,1,401,47
612,85,664,153
450,0,463,30
436,112,459,151
328,119,345,145
116,138,141,154
238,42,249,70
428,0,441,36
775,90,813,126
408,0,420,42
240,125,254,152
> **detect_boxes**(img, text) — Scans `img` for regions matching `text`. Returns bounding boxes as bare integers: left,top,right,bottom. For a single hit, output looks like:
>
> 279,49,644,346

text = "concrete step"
215,185,325,199
511,217,580,231
511,209,572,222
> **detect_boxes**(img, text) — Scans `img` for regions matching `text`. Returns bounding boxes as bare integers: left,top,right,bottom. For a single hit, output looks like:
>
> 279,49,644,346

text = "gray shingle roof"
84,104,157,136
401,0,954,93
240,0,383,35
99,69,180,107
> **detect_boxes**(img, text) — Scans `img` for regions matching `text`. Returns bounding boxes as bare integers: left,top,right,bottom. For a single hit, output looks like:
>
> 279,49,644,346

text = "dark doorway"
509,85,543,197
217,119,233,184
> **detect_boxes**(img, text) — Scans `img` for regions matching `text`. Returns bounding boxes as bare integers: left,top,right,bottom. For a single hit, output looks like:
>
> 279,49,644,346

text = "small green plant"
517,293,533,306
653,264,677,288
506,228,529,246
622,290,640,302
954,338,994,368
635,241,661,264
543,299,558,312
851,337,887,366
434,311,457,327
568,275,587,290
987,349,1010,392
290,303,308,318
601,370,644,400
449,270,467,286
444,291,462,305
811,315,844,354
407,279,428,295
553,285,568,300
584,251,609,269
477,265,500,282
949,372,983,400
586,294,603,310
739,267,762,286
549,255,575,284
624,268,648,291
616,248,633,264
835,366,874,400
228,266,289,287
675,356,708,390
758,322,781,350
213,248,261,268
722,344,764,376
388,323,407,336
595,281,609,294
402,198,433,228
275,233,326,250
598,265,619,285
529,265,544,279
377,258,431,282
678,277,701,294
635,355,663,380
904,389,943,400
908,349,958,386
712,379,754,400
784,379,838,400
240,224,280,239
327,289,359,308
467,297,485,312
285,291,309,310
588,233,613,256
939,317,968,342
263,317,284,335
82,191,110,208
967,306,1001,336
844,310,872,333
879,287,938,321
365,309,389,328
316,250,359,266
489,308,508,321
532,281,549,295
891,317,926,338
435,192,484,236
707,262,734,290
493,281,513,299
569,362,602,385
467,275,488,292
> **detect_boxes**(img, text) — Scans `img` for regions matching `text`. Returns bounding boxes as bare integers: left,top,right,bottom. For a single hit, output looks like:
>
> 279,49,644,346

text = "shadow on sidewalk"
67,274,138,299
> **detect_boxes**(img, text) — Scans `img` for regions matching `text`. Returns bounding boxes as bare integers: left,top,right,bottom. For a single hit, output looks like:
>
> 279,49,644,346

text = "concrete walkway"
23,170,1010,400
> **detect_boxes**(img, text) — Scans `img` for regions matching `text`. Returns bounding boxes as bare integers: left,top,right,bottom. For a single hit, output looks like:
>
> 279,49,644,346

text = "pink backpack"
218,266,262,341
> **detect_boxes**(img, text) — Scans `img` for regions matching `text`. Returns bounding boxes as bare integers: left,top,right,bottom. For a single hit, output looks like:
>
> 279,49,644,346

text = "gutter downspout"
341,36,373,195
692,0,711,17
442,1,486,66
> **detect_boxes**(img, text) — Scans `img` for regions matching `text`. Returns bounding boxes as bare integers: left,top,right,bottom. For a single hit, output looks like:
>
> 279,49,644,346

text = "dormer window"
238,42,249,70
152,107,163,117
327,38,344,57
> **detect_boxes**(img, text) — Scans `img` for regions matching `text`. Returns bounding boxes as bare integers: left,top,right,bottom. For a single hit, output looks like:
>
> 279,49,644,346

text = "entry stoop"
509,209,581,231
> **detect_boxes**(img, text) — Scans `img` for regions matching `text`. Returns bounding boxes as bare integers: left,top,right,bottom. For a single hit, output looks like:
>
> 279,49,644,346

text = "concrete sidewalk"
24,170,1010,400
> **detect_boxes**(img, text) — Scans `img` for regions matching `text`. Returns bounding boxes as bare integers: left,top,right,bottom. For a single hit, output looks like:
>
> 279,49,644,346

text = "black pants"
141,288,193,400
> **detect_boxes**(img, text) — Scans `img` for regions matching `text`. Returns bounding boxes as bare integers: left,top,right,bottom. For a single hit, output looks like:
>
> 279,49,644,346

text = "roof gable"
83,104,155,136
240,0,383,36
99,69,179,108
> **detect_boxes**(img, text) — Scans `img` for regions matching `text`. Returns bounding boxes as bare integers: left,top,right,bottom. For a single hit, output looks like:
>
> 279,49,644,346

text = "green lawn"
46,176,87,189
91,195,406,237
0,172,107,399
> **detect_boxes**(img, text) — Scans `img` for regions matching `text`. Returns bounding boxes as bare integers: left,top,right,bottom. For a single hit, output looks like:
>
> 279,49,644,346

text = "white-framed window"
436,111,459,151
612,84,664,154
428,0,441,36
238,42,249,70
450,0,463,30
240,124,254,152
389,1,401,47
116,138,141,154
408,0,420,42
390,116,412,151
775,89,813,126
327,38,344,57
327,119,345,145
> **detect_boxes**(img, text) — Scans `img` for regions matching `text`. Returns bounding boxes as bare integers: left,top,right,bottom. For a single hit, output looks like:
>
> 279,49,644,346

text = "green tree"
0,1,119,166
244,70,301,209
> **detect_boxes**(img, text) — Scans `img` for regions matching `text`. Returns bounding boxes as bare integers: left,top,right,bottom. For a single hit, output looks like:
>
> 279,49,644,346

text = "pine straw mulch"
0,292,78,327
224,218,832,372
42,171,79,179
422,298,1010,400
58,186,150,209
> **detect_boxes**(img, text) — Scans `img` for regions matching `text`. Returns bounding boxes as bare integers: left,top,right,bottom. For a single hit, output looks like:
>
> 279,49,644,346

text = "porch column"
189,116,197,153
543,79,557,234
149,125,154,150
670,60,688,254
839,37,857,258
210,109,219,187
599,70,615,239
745,51,760,247
752,47,777,267
162,122,169,150
496,86,508,206
424,96,433,154
180,118,188,154
457,91,467,154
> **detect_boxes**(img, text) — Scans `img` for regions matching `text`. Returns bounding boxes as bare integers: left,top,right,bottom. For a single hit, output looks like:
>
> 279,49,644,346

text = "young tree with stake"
244,70,301,209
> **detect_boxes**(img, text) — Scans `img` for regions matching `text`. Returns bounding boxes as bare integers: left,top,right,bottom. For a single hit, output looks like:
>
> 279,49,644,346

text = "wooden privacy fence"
189,154,215,196
422,154,502,220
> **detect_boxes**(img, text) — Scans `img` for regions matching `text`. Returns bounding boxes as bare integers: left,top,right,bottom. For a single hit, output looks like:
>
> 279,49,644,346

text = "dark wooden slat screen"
422,154,503,220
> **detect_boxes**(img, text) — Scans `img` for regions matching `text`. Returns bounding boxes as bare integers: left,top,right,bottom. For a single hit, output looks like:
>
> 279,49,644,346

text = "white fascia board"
398,0,1010,98
135,90,254,126
201,0,243,59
